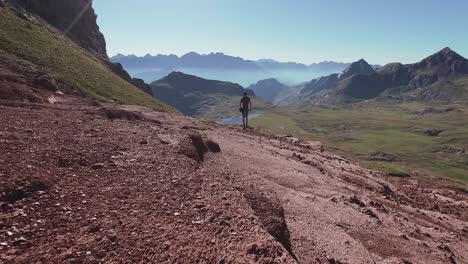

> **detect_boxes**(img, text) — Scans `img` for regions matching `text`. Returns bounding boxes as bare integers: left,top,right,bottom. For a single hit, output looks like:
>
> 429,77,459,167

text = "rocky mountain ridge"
286,47,468,105
112,52,353,72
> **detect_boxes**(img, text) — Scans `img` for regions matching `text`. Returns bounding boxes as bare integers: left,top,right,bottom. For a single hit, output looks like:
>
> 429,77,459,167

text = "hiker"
239,91,252,129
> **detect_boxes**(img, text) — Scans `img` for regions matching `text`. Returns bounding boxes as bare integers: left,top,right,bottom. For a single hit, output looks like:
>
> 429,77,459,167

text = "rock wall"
7,0,154,96
13,0,107,58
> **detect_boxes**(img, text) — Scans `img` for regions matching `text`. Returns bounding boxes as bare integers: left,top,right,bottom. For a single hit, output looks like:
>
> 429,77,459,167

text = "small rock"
449,254,457,264
107,231,117,242
91,163,105,170
419,129,445,137
24,129,33,134
13,237,27,245
162,241,171,250
350,196,366,207
438,244,451,252
0,242,7,246
206,140,221,153
140,140,148,145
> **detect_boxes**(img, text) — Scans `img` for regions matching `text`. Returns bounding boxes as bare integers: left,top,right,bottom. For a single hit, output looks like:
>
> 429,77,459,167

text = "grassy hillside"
0,6,173,111
252,101,468,184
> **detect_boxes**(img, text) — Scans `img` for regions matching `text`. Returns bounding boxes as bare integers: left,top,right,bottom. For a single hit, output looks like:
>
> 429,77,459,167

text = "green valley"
252,101,468,184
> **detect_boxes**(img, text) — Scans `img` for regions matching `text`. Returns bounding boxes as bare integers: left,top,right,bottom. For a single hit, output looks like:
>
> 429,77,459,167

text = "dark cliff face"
13,0,107,58
105,62,153,95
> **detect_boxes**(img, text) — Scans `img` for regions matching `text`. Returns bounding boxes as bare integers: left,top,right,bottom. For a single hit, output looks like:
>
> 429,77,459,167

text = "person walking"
239,91,252,129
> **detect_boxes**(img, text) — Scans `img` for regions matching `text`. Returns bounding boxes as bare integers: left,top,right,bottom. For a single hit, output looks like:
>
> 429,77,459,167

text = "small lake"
217,113,260,125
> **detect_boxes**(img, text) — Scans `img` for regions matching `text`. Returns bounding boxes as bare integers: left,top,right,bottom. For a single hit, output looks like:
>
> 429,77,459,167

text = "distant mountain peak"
256,78,280,83
247,78,289,103
182,52,200,56
338,59,374,80
417,47,468,74
167,71,189,78
431,47,464,58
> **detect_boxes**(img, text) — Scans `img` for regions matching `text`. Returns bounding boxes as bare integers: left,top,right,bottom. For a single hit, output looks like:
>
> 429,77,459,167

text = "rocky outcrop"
298,59,376,100
338,59,375,80
106,62,153,95
12,0,107,58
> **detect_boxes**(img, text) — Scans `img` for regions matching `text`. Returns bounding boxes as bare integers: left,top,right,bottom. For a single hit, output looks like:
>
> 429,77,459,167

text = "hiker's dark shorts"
242,109,249,118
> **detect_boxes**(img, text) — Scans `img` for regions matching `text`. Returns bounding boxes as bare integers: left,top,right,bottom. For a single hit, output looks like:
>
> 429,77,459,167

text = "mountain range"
276,47,468,106
112,52,356,72
111,52,369,86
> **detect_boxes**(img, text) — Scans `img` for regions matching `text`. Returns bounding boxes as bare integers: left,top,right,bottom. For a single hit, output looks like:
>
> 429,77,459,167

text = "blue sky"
93,0,468,65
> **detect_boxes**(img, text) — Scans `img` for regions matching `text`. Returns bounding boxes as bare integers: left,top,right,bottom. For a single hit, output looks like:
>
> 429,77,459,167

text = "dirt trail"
1,63,468,263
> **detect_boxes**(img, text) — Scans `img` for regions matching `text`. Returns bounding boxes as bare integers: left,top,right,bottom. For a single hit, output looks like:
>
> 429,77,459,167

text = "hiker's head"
243,91,247,96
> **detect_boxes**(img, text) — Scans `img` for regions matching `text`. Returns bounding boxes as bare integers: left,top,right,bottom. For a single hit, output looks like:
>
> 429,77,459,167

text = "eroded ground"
1,63,468,263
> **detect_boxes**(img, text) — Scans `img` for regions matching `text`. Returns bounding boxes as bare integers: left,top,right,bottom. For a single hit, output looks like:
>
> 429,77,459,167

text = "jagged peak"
416,47,468,74
338,58,374,79
423,47,465,61
440,47,454,53
356,58,367,63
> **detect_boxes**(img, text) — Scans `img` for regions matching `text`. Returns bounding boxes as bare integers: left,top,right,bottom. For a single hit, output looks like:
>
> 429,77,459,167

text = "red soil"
1,63,467,263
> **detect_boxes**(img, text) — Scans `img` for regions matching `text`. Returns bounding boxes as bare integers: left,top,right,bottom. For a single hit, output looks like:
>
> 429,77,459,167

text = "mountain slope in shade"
296,59,375,99
285,47,468,105
150,72,254,116
247,78,290,103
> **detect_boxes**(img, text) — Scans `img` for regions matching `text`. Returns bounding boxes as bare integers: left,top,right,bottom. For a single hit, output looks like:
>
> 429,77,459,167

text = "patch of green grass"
454,187,468,194
367,162,410,176
251,111,310,137
254,101,468,184
0,7,173,111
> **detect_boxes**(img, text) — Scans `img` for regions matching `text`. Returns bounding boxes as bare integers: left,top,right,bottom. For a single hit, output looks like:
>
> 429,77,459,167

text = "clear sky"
93,0,468,65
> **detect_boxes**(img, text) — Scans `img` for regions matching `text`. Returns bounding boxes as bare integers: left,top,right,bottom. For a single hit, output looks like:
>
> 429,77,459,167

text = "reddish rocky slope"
1,62,468,263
